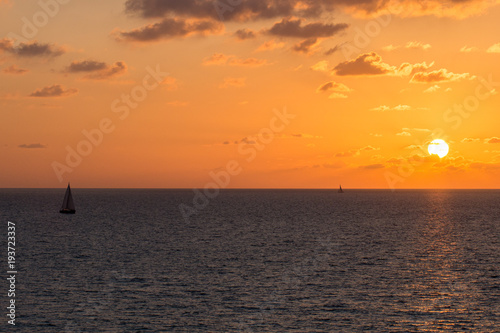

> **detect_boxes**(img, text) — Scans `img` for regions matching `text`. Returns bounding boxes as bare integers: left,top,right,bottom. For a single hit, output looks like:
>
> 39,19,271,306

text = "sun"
428,139,449,158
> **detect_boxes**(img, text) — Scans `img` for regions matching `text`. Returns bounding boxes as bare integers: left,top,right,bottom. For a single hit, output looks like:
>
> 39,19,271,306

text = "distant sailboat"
338,185,344,193
60,183,76,214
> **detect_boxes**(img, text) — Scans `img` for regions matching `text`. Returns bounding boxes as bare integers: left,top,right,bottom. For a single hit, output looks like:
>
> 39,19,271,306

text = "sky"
1,0,500,189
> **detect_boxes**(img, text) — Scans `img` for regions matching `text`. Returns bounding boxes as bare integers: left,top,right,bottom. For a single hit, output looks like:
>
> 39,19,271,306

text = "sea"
0,189,499,332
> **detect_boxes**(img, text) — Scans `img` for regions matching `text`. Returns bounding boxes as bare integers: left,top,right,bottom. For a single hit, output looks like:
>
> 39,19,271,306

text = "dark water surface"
0,189,499,332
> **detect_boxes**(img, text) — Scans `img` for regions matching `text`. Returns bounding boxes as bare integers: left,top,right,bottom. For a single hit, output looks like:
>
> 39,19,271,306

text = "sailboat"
60,183,76,214
338,185,344,193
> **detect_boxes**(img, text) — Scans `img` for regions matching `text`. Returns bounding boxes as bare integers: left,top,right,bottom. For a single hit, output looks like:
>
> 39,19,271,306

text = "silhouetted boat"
60,183,76,214
338,185,344,193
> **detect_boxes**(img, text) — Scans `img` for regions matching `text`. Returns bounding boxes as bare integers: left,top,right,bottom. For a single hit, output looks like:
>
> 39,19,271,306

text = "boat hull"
59,209,76,214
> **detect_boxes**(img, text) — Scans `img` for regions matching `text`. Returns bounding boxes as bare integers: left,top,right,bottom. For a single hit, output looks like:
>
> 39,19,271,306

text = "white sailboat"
60,183,76,214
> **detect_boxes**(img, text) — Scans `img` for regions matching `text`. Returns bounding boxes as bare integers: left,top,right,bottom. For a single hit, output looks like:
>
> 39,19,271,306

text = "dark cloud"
18,143,47,149
16,41,65,57
267,18,347,38
124,0,498,22
65,60,128,79
116,17,222,42
29,84,78,97
0,39,65,57
324,44,343,55
292,38,318,53
234,29,256,40
359,163,385,170
316,81,351,93
333,52,393,76
65,60,108,72
125,0,305,21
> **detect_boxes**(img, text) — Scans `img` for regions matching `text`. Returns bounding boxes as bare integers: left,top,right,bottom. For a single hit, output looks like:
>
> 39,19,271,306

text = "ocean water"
0,189,499,332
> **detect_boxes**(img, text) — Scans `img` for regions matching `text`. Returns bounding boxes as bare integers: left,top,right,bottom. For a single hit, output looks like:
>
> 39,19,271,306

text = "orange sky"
1,0,500,189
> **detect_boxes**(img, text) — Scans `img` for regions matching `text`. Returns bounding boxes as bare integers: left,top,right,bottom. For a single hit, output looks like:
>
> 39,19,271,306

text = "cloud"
383,41,431,51
202,53,230,65
485,137,500,144
219,77,246,88
360,145,379,151
29,84,78,97
124,0,346,22
324,44,343,55
370,104,412,111
470,162,500,170
402,127,431,133
18,143,47,149
256,39,285,52
65,60,107,72
266,18,348,38
64,60,128,80
487,43,500,53
291,38,319,54
334,52,394,76
411,68,475,83
115,18,222,42
323,162,346,169
460,45,479,53
333,52,435,77
234,29,256,40
124,0,495,22
316,81,351,99
336,145,379,157
316,81,351,93
0,38,65,57
311,60,329,72
359,163,385,170
396,131,412,136
2,65,27,74
202,53,268,67
461,138,480,143
423,85,441,93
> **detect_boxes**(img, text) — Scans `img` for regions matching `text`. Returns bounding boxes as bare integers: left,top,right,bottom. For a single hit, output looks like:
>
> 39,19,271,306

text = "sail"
61,184,75,210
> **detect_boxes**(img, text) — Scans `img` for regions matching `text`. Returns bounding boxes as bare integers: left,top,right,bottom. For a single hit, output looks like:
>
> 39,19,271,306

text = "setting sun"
428,139,450,158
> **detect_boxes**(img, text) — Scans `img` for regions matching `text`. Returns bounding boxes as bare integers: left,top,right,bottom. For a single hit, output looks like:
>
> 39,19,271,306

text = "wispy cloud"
485,137,500,144
219,77,246,89
370,105,414,111
383,41,431,51
256,40,285,52
486,43,500,53
29,84,78,97
18,143,47,149
460,45,479,53
411,68,475,83
202,53,268,67
2,64,27,74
